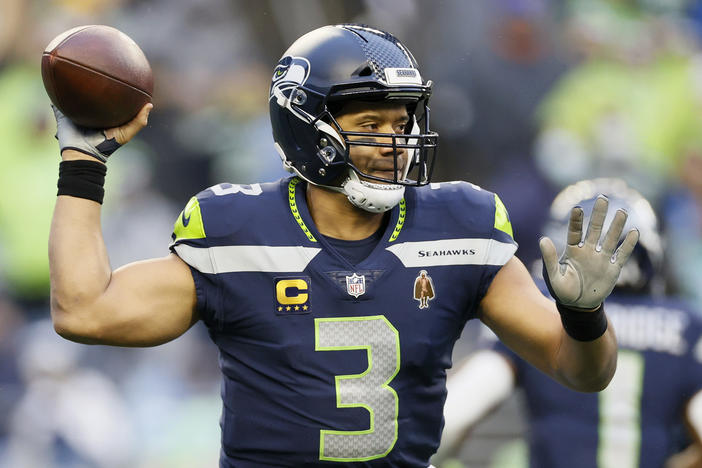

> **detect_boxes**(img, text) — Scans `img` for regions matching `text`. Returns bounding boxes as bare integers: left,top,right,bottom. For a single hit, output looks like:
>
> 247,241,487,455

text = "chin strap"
338,170,405,213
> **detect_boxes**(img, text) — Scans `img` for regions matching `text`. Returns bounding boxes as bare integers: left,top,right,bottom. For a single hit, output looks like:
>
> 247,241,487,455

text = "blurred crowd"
2,0,702,466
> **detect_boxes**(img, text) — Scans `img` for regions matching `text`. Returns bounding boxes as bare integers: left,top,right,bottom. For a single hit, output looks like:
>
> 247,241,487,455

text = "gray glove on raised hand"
52,106,122,162
540,195,640,310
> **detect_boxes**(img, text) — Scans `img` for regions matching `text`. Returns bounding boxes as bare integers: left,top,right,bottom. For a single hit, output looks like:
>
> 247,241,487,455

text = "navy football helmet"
543,178,664,295
269,24,438,212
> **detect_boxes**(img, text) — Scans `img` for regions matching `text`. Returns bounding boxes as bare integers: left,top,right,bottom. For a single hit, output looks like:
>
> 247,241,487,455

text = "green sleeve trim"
173,196,206,241
494,194,513,239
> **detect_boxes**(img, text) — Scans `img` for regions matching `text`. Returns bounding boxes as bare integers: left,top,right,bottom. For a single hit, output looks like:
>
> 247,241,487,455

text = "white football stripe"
173,244,322,273
386,238,516,267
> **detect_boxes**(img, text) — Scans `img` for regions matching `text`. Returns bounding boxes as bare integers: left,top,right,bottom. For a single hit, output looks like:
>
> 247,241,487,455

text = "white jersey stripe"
173,244,322,273
385,238,516,268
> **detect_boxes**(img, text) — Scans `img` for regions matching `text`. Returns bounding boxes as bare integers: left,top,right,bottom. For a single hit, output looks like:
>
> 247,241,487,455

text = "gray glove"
540,196,640,309
52,106,121,162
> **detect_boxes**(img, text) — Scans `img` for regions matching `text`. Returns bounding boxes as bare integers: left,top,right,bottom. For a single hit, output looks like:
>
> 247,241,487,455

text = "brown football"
41,25,153,129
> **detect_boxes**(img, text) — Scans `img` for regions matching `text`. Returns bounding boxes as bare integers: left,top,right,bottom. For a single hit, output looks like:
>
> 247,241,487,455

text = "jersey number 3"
315,316,400,462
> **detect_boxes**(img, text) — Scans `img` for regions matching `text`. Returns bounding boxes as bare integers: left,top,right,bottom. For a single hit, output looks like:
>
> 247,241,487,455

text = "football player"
48,24,638,467
435,179,702,468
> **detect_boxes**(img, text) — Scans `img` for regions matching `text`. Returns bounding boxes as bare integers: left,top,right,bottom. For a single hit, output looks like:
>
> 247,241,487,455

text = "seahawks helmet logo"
270,55,311,100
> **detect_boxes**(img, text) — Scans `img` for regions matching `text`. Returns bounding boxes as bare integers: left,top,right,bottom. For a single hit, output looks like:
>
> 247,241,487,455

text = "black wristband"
57,160,107,204
557,302,608,342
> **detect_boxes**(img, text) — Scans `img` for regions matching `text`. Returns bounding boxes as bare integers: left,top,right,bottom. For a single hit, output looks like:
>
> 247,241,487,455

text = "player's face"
334,101,410,184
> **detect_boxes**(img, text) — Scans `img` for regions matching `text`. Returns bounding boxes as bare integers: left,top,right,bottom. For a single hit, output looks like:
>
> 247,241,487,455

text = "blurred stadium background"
2,0,702,466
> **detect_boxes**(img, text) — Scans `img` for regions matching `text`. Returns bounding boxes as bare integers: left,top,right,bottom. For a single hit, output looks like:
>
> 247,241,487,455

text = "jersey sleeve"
169,193,221,329
477,192,518,299
431,182,519,315
488,192,517,264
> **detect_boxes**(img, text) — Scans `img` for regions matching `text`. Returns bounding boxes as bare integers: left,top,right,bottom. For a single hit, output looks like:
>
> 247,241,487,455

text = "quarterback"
48,24,638,467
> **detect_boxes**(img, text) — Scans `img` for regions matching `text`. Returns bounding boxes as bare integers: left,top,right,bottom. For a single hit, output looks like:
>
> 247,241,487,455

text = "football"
41,25,153,129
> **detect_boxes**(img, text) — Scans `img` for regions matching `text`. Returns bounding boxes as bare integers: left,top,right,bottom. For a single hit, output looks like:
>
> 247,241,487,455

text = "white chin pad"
342,175,405,213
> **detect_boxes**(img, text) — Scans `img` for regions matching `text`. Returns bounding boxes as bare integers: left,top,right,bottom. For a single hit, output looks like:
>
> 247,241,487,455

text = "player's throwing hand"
53,103,152,162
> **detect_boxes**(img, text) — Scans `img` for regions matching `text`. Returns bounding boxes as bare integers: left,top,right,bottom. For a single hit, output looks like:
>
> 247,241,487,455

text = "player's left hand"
540,195,639,309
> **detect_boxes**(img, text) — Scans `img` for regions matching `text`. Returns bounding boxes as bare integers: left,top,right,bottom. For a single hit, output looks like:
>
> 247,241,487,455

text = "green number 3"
315,316,401,462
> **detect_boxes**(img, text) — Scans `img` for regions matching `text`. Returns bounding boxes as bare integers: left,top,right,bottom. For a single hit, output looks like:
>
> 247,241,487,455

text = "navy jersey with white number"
494,295,702,468
170,177,517,467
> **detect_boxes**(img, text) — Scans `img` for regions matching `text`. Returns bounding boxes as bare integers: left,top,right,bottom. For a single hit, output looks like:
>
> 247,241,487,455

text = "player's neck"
305,183,387,240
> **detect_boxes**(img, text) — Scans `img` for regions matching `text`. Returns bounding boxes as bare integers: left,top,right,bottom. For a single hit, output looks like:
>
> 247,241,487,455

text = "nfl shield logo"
345,273,366,298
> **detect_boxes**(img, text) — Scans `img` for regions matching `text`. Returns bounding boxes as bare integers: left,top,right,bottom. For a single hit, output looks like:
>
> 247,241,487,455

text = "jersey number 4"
315,316,400,462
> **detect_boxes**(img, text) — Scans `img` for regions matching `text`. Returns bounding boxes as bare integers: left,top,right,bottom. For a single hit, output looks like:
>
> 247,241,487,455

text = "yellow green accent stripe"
494,194,513,239
289,178,317,242
173,196,206,241
388,199,406,242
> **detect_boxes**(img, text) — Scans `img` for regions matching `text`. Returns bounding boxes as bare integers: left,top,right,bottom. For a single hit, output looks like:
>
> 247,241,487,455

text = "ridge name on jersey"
170,177,516,467
606,302,691,355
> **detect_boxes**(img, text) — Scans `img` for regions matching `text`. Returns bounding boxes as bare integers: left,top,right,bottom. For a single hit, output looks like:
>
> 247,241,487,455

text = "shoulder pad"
417,181,514,241
171,180,285,244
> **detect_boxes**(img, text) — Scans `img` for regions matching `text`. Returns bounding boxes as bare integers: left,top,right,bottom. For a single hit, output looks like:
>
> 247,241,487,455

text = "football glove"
52,106,121,162
540,195,639,309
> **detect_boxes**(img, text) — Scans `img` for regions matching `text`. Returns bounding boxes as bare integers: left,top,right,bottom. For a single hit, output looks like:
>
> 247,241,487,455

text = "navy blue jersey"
169,177,517,467
493,294,702,468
